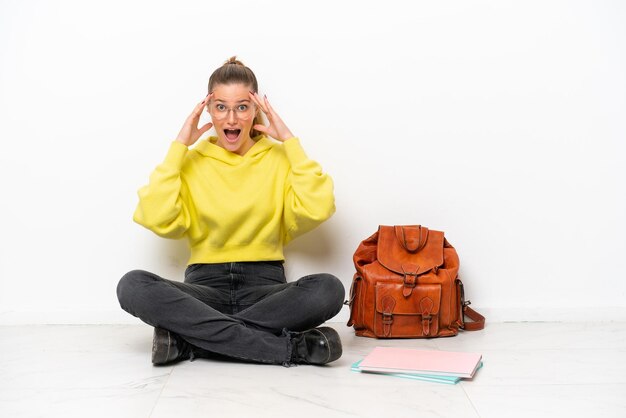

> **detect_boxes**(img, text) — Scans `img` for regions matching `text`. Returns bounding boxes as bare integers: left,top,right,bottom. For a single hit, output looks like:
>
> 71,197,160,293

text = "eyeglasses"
208,102,256,121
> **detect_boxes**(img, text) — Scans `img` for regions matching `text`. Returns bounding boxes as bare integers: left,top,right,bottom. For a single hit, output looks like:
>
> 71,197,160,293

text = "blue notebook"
351,360,483,385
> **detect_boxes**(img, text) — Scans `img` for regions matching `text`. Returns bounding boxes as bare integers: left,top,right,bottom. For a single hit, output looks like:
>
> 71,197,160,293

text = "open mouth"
224,129,241,143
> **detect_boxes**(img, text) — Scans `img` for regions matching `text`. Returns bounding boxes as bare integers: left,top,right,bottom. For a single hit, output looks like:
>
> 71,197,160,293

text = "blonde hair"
208,56,264,139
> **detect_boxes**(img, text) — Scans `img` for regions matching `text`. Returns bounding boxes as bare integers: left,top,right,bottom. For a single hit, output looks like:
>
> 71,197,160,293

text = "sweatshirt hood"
194,135,273,164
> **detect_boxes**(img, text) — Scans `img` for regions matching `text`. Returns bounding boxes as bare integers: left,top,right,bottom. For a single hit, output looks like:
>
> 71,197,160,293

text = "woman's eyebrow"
212,98,251,103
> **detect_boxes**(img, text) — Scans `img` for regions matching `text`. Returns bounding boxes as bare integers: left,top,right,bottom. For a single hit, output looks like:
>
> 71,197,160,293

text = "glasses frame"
207,101,257,121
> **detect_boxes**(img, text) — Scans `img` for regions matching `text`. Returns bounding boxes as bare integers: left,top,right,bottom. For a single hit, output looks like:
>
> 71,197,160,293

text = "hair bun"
225,56,244,66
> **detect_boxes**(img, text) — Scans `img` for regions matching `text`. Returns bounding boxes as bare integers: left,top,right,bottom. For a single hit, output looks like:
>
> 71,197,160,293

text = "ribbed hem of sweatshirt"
187,243,285,265
282,138,308,165
163,140,189,170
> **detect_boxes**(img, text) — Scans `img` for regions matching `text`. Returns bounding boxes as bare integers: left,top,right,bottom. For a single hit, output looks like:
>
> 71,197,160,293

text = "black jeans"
116,262,345,365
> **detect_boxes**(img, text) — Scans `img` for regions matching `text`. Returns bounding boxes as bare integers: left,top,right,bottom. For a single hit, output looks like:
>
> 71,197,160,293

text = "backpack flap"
377,225,445,296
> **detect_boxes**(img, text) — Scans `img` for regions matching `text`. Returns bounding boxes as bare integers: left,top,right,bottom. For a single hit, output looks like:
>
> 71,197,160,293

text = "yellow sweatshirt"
133,136,335,264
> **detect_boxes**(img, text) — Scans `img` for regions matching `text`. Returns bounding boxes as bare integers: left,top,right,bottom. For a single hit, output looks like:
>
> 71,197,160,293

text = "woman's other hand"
250,92,294,142
175,94,214,147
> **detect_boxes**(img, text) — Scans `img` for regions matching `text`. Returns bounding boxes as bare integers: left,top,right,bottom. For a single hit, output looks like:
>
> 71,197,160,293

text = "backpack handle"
394,225,429,253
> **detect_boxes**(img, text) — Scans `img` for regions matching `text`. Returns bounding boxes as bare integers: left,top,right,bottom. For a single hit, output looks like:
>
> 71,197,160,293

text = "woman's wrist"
176,138,191,147
278,130,295,142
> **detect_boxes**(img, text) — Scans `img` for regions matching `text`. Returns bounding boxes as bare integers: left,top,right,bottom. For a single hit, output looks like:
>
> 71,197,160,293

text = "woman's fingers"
253,124,269,134
198,122,213,135
249,91,269,115
176,94,213,146
187,96,209,124
262,95,277,122
248,92,293,141
263,95,277,117
195,93,212,115
250,92,280,126
188,94,213,126
248,91,260,110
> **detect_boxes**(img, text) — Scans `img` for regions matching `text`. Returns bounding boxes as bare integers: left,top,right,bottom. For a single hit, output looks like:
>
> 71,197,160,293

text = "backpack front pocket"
374,282,441,338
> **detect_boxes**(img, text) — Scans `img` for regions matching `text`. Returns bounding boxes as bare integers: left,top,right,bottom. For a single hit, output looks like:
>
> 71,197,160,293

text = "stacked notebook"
351,347,483,385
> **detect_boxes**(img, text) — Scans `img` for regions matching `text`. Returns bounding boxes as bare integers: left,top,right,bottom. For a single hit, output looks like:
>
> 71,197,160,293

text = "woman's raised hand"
249,92,294,142
175,93,214,147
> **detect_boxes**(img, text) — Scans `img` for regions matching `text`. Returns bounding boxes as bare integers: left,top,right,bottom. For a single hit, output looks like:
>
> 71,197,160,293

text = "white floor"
1,322,625,418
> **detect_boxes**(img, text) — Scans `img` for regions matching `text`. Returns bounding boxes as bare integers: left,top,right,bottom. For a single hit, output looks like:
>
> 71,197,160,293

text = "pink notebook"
359,347,482,378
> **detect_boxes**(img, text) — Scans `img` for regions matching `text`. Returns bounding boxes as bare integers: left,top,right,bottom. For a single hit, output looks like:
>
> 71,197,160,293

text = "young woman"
117,57,344,366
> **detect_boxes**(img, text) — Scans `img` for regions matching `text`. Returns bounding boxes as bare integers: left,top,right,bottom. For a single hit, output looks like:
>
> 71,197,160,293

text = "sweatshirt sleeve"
133,141,194,239
282,138,336,243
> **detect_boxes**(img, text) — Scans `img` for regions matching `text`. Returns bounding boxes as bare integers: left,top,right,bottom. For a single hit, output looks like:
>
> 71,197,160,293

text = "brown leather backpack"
346,225,485,338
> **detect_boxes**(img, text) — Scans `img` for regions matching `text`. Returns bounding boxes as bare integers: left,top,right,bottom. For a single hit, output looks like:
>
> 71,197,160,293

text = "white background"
1,0,624,324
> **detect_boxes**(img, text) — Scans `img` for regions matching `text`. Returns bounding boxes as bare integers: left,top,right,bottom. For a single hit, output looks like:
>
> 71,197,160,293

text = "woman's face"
207,83,257,156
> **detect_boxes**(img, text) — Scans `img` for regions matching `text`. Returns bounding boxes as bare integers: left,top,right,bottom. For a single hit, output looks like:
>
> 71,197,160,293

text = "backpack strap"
345,274,361,327
457,279,486,331
462,305,486,331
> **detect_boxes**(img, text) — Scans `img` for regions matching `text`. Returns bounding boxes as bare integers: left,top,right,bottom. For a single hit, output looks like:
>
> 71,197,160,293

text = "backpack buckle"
401,264,419,297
